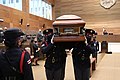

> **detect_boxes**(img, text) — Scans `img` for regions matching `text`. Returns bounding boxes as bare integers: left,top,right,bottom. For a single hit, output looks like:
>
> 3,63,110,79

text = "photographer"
41,29,67,80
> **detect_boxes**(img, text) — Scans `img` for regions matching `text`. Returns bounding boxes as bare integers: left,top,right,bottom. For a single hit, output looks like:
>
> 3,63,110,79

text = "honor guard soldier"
41,29,67,80
0,28,34,80
85,29,97,45
85,29,98,62
72,40,94,80
89,37,99,62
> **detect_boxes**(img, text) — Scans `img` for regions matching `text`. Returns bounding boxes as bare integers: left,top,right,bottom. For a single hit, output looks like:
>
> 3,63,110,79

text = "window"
16,0,19,3
42,7,44,16
11,0,13,3
0,0,22,11
31,8,33,12
35,8,37,12
29,0,52,20
3,0,6,4
9,0,10,3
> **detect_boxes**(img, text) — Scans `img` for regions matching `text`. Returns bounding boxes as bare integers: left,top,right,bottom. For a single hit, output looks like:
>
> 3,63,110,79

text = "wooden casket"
53,15,86,42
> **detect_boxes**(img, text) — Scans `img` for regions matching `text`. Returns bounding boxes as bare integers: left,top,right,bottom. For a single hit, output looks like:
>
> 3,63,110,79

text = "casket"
53,15,86,42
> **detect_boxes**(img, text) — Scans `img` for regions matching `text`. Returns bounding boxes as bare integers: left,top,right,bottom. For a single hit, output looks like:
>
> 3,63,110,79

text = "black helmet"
43,29,53,35
4,28,25,47
4,28,24,39
43,29,53,43
85,29,97,44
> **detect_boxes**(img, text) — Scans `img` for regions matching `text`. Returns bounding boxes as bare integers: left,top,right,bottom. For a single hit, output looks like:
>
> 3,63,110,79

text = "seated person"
103,30,108,35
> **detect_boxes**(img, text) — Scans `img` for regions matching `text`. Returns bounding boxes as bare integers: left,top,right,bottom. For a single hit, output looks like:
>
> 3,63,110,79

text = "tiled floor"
90,53,120,80
32,54,75,80
32,53,120,80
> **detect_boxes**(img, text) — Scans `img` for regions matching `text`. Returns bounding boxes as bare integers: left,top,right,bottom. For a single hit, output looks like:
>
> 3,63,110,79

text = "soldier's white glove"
85,37,88,45
51,34,55,44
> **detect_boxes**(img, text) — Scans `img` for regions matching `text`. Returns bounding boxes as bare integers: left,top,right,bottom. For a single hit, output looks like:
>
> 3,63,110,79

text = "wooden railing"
96,35,120,42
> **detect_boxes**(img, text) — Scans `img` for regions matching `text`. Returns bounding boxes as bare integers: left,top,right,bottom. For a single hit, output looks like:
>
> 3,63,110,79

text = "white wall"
108,42,120,53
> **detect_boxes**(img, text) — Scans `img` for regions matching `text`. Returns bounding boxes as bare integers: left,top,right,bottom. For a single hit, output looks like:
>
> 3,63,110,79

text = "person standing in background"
32,39,40,66
89,37,99,62
30,39,34,55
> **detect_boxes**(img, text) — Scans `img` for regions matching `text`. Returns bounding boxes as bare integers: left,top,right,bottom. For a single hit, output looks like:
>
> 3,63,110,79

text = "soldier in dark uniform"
71,29,96,80
89,37,99,62
41,29,67,80
72,40,94,80
85,29,98,62
85,29,97,45
0,28,34,80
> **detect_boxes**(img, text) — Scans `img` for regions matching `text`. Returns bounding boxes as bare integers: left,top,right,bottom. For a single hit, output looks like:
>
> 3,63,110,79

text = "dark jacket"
89,40,99,52
0,47,34,80
41,42,66,70
33,42,39,58
72,44,94,69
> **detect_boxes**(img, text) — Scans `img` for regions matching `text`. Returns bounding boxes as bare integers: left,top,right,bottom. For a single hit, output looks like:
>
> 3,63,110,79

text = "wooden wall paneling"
55,0,120,35
96,35,120,42
0,4,53,34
